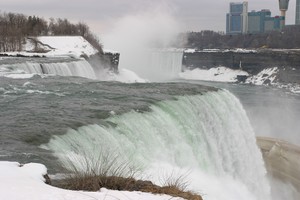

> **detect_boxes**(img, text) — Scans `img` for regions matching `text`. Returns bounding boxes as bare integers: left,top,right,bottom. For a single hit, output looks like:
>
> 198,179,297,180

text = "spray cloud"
102,3,183,81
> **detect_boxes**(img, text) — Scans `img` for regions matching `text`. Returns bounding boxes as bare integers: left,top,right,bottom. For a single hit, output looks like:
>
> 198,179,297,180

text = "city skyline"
0,0,297,34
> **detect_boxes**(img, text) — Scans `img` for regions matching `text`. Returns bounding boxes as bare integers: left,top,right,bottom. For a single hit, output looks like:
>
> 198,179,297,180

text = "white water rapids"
3,60,97,79
43,90,270,200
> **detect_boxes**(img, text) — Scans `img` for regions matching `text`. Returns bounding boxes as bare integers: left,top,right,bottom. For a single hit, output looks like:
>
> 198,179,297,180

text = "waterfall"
120,49,183,81
43,90,270,200
9,60,97,79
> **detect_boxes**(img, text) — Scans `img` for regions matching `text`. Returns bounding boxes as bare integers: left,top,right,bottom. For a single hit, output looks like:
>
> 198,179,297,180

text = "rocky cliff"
257,137,300,198
183,49,300,84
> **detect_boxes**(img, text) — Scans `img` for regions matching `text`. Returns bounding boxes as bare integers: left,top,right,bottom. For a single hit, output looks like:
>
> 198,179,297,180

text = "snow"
184,48,196,53
179,67,249,82
224,48,257,53
184,48,257,53
246,67,279,85
3,36,98,58
103,49,119,54
0,161,182,200
36,36,98,57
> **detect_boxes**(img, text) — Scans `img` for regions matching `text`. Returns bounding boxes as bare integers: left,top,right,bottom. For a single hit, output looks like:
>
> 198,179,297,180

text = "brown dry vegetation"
54,175,202,200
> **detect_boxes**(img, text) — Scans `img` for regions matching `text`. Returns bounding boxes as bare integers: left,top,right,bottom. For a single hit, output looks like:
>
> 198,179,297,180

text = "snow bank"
184,48,257,53
0,161,182,200
244,67,300,94
3,36,98,58
246,67,279,85
36,36,98,57
179,67,249,82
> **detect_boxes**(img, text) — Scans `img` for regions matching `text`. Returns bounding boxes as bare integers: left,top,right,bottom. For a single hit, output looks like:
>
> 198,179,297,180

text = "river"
1,57,300,200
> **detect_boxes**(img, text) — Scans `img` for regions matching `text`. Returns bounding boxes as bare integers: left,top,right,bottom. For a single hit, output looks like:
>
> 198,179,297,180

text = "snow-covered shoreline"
0,161,182,200
180,66,300,94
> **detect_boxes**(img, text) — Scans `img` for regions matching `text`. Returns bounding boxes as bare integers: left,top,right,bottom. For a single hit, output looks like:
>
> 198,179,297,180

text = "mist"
102,4,184,81
240,88,300,145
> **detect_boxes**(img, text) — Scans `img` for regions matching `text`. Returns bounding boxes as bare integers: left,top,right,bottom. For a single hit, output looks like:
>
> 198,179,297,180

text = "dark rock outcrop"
183,49,300,84
87,52,120,73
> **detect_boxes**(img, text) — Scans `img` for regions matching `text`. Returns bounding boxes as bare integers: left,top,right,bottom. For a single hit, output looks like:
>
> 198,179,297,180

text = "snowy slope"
1,36,98,58
26,36,98,57
0,161,182,200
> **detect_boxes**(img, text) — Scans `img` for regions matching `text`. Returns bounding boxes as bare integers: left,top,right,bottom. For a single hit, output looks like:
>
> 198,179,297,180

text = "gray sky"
0,0,297,34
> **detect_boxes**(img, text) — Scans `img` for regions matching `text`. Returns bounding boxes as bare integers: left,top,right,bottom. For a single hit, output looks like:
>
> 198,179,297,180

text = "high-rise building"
296,0,300,24
248,10,271,33
264,16,285,32
226,2,248,34
248,9,284,34
278,0,290,25
226,2,287,35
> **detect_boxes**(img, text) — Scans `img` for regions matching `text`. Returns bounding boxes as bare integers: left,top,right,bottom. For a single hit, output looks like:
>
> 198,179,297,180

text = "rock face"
183,49,300,84
87,52,120,73
257,137,300,196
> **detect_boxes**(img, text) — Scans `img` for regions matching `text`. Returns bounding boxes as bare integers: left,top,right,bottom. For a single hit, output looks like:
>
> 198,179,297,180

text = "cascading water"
120,49,183,81
43,89,270,200
1,59,97,79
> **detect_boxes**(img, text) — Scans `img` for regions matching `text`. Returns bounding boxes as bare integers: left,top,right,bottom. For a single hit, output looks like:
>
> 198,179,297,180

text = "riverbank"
257,137,300,197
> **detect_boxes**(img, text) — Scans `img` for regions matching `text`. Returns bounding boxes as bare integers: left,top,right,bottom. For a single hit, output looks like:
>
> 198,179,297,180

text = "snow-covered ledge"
0,161,183,200
2,36,99,58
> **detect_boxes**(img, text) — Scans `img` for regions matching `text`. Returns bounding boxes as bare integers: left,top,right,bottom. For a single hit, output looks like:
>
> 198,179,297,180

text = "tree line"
184,26,300,49
0,11,102,52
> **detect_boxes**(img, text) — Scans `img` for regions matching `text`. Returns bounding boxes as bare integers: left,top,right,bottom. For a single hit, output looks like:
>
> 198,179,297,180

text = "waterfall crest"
44,90,270,200
7,60,97,79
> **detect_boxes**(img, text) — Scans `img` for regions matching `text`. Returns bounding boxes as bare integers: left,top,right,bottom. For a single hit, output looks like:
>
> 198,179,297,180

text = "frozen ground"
179,66,249,83
0,161,182,200
180,66,300,94
2,36,98,58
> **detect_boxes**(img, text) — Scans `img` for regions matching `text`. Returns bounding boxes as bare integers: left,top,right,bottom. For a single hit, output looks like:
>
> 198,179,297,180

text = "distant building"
264,15,285,32
248,10,271,34
226,2,248,34
296,0,300,24
226,2,286,35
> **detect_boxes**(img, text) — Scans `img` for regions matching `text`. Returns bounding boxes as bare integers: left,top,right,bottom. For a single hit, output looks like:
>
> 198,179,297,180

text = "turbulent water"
43,89,270,200
0,58,97,79
5,56,299,199
182,80,300,145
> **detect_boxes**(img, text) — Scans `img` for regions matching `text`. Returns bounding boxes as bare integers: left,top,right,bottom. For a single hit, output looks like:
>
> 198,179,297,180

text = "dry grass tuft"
53,145,202,199
54,174,202,200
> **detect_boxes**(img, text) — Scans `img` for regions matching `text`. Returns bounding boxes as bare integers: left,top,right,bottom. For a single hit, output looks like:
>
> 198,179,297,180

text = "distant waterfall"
120,49,183,81
148,49,183,80
13,60,97,79
44,90,270,200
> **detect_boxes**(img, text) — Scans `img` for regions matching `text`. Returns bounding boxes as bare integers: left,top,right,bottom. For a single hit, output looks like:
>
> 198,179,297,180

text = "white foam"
97,68,147,83
44,90,270,200
4,74,35,79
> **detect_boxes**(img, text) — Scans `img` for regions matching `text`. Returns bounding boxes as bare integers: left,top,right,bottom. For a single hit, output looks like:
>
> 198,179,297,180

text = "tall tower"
278,0,290,25
296,0,300,24
226,1,248,34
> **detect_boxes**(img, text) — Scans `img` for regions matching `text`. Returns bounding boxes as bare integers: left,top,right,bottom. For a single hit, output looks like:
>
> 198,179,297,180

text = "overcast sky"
0,0,297,34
